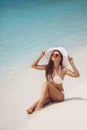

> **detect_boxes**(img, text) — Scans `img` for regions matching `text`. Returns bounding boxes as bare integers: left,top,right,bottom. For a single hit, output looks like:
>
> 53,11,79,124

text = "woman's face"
51,51,61,62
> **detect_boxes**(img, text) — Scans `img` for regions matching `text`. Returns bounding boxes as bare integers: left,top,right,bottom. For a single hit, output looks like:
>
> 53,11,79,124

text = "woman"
26,47,80,114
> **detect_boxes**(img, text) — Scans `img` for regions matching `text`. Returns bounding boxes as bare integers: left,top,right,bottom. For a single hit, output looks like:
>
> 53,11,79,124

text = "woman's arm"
66,56,80,77
31,51,47,70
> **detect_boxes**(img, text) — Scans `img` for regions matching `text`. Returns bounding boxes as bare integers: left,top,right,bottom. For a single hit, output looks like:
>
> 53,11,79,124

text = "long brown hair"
45,50,63,81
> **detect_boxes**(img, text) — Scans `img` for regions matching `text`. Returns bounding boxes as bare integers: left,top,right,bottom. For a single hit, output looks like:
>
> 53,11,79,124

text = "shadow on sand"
64,97,87,102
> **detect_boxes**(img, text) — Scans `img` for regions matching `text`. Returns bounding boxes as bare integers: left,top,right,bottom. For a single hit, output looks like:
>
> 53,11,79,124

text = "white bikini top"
48,66,64,84
53,76,63,84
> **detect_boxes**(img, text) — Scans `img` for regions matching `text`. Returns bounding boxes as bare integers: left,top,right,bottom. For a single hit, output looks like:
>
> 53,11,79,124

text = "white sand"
0,45,87,130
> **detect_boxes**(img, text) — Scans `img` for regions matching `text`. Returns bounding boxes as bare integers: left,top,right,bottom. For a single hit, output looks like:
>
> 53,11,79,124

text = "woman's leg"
35,82,51,111
35,82,64,111
26,82,51,113
26,97,51,114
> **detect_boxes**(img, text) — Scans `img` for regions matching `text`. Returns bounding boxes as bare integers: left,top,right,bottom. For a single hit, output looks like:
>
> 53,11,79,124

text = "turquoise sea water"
0,0,87,78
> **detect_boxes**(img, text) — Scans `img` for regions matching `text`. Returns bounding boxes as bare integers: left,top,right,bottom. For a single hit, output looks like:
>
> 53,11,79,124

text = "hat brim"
45,47,68,67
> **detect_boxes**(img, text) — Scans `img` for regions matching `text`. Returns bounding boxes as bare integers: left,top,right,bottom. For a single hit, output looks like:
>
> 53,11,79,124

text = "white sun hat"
45,47,68,67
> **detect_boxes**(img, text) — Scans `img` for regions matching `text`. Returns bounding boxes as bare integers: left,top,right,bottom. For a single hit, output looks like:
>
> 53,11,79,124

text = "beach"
0,0,87,130
0,45,87,130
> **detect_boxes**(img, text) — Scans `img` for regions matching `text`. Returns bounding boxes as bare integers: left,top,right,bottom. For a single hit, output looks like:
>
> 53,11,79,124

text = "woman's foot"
26,108,34,114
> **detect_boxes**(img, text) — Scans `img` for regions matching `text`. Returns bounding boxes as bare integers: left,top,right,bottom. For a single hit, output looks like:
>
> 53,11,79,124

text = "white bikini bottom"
61,90,64,94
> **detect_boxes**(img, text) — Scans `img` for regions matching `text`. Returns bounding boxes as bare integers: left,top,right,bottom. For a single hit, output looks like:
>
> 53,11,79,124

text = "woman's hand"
67,55,74,64
40,50,46,57
66,55,80,77
31,50,46,70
